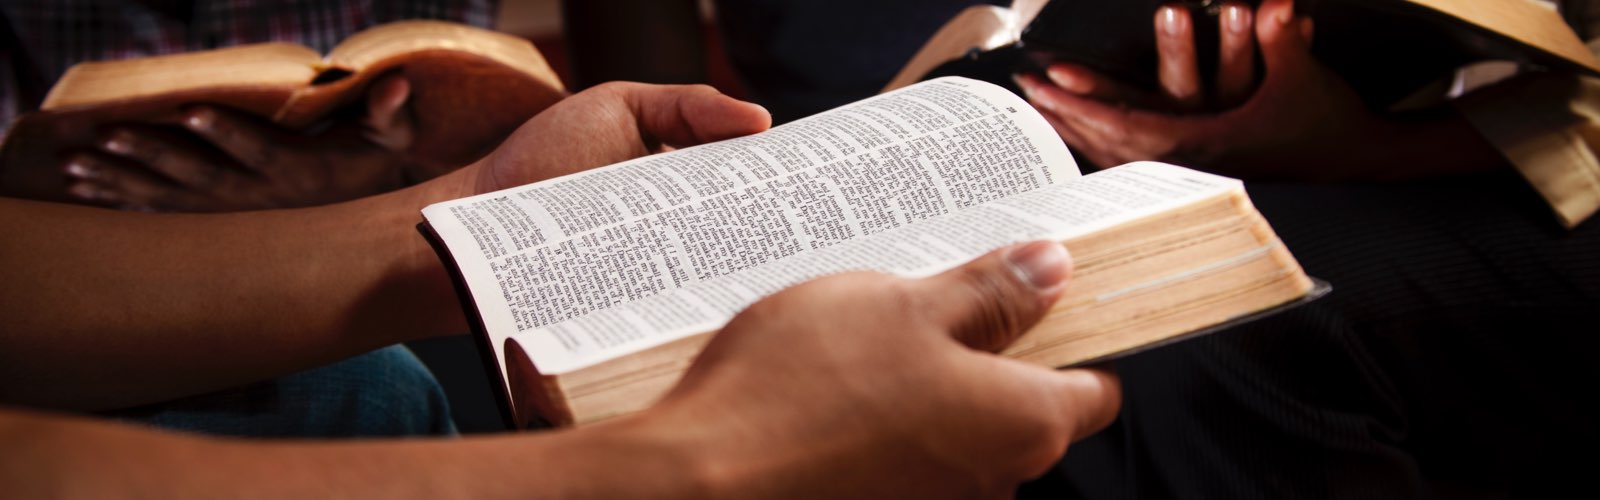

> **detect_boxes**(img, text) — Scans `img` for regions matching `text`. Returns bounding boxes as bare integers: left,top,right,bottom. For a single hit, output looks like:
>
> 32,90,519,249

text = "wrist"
612,397,886,500
324,164,484,342
402,157,484,207
547,408,721,499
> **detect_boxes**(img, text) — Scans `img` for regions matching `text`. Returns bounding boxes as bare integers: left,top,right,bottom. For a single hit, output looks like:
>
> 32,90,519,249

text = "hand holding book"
632,240,1118,497
463,82,771,197
62,74,425,211
0,82,1123,497
421,77,1324,427
1015,0,1507,181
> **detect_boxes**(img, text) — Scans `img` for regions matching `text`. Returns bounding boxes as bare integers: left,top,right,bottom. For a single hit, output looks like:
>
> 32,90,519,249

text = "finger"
1016,72,1117,125
1042,112,1121,169
1216,2,1258,107
617,83,772,148
63,152,206,210
65,181,121,207
1026,73,1218,167
1025,364,1122,441
920,240,1072,352
965,361,1120,485
1029,97,1117,169
1034,107,1092,159
1018,75,1127,147
1155,4,1202,110
1255,0,1313,81
1016,74,1142,166
62,154,123,207
96,127,224,189
181,106,281,172
1034,64,1146,106
362,73,415,151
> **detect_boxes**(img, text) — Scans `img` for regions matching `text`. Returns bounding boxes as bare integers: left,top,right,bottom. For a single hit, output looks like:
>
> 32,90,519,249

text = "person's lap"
103,344,456,438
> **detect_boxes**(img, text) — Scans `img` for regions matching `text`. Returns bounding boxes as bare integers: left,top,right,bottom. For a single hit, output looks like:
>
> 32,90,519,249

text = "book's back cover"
1066,278,1331,367
417,221,517,430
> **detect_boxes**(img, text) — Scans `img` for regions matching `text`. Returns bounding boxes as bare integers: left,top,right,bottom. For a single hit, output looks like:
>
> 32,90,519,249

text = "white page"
517,162,1244,375
422,77,1077,378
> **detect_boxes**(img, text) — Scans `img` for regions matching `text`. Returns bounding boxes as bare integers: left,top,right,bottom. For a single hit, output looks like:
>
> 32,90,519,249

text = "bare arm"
0,405,704,499
2,240,1118,499
0,83,771,411
0,180,464,410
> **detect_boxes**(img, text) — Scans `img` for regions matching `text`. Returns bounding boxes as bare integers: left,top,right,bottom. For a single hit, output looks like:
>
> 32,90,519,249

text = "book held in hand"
420,77,1326,428
888,0,1600,109
0,20,566,202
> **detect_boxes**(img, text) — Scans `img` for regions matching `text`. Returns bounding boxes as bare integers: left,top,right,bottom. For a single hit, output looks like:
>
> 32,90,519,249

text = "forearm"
0,407,708,499
0,167,476,410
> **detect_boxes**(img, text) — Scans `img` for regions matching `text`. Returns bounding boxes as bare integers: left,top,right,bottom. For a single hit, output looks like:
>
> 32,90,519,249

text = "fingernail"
64,161,95,179
1227,4,1251,34
1045,67,1081,94
1013,75,1057,112
102,134,129,154
389,77,411,100
185,107,215,131
1012,74,1033,94
69,183,100,200
1006,241,1071,291
1277,7,1293,26
1159,6,1185,36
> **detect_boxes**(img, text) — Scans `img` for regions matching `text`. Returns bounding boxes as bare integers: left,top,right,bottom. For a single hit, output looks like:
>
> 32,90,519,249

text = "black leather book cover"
417,221,518,430
923,0,1596,110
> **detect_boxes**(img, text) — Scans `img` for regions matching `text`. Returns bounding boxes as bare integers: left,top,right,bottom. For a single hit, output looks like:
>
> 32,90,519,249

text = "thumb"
620,83,772,148
363,73,415,151
1254,0,1315,79
921,240,1072,352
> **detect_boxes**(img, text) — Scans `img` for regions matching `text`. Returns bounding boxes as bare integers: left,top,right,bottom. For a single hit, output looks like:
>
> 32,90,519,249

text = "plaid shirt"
0,0,499,134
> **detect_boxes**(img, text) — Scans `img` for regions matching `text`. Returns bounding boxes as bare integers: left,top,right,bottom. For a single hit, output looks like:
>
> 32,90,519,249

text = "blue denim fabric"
105,345,456,438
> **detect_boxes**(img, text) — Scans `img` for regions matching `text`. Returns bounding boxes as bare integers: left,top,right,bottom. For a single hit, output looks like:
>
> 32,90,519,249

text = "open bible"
0,20,565,202
420,77,1326,428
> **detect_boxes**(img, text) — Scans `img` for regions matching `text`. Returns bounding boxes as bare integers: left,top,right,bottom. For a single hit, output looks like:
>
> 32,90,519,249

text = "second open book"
420,77,1324,428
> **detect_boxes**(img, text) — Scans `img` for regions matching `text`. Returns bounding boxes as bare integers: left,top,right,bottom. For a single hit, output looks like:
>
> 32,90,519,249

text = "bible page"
514,162,1245,375
422,77,1077,375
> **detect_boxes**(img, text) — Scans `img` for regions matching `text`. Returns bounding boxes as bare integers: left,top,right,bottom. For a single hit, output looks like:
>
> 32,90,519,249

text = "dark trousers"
1022,170,1600,499
102,345,456,438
